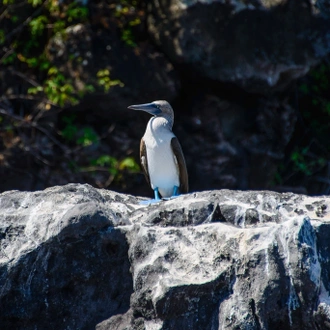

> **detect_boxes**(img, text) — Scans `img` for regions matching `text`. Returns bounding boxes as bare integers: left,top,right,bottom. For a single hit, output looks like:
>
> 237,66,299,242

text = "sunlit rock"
0,184,329,329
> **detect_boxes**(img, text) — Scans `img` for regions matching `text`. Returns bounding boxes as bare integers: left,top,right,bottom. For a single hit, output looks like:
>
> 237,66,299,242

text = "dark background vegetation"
1,0,330,197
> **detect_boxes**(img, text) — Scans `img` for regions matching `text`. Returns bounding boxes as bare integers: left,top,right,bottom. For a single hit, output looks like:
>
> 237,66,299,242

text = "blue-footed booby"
128,100,188,202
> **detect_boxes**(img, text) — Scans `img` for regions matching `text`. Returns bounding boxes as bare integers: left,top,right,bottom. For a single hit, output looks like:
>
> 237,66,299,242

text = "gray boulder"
0,184,330,329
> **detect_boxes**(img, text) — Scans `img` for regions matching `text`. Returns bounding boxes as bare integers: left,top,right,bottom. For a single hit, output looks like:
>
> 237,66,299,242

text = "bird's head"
128,100,174,118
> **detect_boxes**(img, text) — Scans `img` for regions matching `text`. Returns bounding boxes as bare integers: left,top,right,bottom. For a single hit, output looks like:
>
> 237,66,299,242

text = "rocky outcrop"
1,183,330,329
0,184,133,330
147,0,330,93
178,96,297,191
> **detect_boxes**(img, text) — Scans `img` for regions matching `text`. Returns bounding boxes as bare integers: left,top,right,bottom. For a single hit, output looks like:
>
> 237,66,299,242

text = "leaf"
48,66,59,76
60,83,74,93
119,157,140,172
40,60,51,71
121,28,136,47
66,3,89,21
61,124,78,142
290,151,301,162
129,18,141,26
84,84,95,93
28,0,43,7
76,127,98,146
26,57,39,67
94,155,118,169
29,16,48,36
97,69,110,77
2,52,17,65
53,21,66,33
27,86,43,94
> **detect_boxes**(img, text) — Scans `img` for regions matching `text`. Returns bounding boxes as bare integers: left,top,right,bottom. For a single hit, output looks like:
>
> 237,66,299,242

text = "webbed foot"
139,199,162,205
139,187,162,205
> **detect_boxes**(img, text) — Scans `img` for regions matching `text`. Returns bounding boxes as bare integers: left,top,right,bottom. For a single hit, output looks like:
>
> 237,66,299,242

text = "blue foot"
139,199,162,205
139,187,162,205
172,185,179,196
154,187,161,200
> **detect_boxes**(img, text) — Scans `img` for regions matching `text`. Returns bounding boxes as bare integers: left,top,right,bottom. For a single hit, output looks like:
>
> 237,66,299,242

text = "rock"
316,0,330,18
147,0,330,93
0,184,134,330
1,183,330,329
177,95,296,191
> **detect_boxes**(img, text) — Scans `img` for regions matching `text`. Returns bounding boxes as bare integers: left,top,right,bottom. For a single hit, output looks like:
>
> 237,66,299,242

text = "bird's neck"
147,116,173,132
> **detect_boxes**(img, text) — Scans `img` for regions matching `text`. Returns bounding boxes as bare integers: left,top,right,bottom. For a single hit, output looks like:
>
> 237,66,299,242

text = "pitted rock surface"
0,183,330,329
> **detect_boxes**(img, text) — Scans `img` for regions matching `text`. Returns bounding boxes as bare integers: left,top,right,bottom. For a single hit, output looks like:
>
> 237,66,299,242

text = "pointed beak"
127,102,162,116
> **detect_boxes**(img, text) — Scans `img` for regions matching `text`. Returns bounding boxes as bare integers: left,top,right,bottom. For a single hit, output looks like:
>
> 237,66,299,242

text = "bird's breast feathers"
144,122,175,148
143,132,180,195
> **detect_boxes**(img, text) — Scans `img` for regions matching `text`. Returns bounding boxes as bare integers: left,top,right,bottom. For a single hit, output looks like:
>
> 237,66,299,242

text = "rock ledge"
0,184,329,330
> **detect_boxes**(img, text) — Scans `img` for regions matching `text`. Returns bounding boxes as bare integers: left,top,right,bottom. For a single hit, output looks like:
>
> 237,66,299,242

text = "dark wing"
171,137,189,194
140,138,151,187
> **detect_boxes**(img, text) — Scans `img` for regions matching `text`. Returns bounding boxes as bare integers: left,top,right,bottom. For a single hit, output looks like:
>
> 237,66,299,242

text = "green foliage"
290,147,326,176
97,69,124,92
1,0,134,107
121,29,136,47
28,0,43,7
1,0,94,108
90,155,140,179
114,0,141,47
27,67,78,107
60,115,99,147
53,20,66,33
76,127,99,147
66,3,88,21
273,146,327,187
0,0,142,191
93,155,119,176
299,63,330,121
44,70,78,107
272,63,330,190
29,15,48,36
61,115,78,142
119,156,140,172
290,149,312,176
2,52,16,65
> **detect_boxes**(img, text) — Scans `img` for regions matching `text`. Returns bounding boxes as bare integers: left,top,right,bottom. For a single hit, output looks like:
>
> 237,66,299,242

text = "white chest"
143,119,179,197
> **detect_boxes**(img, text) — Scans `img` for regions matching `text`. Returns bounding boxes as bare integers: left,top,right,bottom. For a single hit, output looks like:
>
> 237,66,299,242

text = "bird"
128,100,188,203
